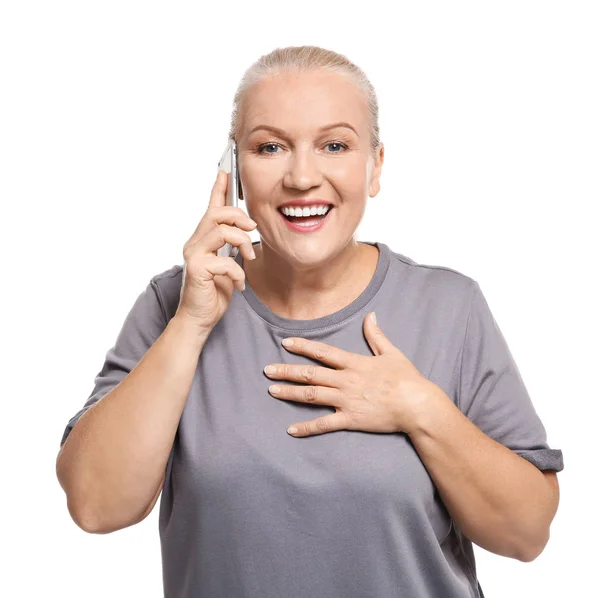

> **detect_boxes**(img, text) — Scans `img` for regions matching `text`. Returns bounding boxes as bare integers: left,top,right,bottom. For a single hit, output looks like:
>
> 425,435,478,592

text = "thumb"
364,312,396,356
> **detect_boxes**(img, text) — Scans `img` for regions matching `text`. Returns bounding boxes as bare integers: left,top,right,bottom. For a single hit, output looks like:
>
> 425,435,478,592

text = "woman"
56,45,564,598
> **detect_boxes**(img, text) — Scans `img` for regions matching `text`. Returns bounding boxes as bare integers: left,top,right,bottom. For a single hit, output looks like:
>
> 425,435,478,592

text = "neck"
244,240,376,320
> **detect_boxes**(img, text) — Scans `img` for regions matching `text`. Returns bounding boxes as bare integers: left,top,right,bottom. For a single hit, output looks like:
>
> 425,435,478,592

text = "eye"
255,141,349,155
256,143,280,154
325,141,348,153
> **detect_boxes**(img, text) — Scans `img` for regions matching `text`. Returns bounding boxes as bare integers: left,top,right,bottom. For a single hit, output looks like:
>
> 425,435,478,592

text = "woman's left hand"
263,311,446,437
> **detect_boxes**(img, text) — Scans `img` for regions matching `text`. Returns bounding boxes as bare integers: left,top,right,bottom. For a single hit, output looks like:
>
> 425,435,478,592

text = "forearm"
406,389,559,561
56,314,210,533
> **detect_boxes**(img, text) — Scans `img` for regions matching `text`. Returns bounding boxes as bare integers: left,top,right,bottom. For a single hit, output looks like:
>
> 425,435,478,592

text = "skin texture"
236,69,384,320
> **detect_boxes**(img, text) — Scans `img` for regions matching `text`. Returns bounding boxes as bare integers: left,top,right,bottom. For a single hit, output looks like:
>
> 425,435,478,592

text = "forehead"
242,70,368,136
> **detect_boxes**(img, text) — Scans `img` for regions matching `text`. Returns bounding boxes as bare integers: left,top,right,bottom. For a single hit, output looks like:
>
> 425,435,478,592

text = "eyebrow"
249,122,359,137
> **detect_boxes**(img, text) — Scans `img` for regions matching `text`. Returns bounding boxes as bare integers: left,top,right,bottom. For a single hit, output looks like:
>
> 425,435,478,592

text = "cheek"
242,161,281,192
330,161,369,195
329,151,367,175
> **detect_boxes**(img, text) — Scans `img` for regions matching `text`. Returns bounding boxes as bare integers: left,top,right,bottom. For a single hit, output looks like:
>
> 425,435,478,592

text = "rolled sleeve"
458,281,564,472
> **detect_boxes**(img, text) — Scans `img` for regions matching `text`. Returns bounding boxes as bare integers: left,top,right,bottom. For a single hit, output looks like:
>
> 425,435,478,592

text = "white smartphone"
216,139,243,258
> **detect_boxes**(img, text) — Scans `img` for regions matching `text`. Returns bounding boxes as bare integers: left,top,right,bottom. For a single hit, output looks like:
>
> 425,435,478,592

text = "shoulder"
150,264,183,285
391,250,475,282
386,246,477,303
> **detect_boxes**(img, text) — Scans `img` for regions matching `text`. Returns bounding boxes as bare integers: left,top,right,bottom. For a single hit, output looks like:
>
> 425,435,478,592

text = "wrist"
406,383,452,439
168,312,212,347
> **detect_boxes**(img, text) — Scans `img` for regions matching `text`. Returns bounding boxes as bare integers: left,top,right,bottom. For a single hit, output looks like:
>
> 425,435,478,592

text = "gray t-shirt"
60,241,564,598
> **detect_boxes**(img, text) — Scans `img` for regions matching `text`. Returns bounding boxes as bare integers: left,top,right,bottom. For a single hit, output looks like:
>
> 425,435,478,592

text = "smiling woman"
229,60,385,312
57,45,564,598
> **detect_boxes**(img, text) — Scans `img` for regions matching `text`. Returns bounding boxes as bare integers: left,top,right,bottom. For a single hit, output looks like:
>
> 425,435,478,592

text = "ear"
368,143,385,198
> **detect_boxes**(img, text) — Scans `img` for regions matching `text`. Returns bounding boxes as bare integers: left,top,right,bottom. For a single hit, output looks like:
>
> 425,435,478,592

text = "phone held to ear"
217,139,243,258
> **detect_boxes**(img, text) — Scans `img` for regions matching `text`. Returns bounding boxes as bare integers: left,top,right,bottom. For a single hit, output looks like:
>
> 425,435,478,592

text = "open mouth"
277,205,334,233
278,204,334,226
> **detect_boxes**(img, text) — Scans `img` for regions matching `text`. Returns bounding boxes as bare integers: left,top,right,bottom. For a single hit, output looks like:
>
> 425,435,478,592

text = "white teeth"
280,204,331,217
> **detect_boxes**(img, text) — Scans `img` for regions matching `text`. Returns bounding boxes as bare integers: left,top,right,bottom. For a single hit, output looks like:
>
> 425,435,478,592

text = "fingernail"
250,248,256,259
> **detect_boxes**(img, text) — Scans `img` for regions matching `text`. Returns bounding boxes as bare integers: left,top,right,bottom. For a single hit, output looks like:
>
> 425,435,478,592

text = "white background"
2,1,598,596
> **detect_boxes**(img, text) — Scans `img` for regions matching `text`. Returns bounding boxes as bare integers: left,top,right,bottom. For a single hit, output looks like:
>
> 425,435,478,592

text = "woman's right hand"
175,169,257,332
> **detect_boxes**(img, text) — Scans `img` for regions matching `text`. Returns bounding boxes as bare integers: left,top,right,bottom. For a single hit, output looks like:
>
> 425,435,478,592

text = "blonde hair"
228,45,381,156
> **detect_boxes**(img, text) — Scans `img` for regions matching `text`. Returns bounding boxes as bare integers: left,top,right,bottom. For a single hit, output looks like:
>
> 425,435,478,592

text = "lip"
278,199,333,208
278,206,334,233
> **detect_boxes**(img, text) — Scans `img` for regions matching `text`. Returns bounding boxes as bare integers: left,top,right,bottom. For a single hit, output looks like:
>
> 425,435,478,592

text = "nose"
283,147,324,191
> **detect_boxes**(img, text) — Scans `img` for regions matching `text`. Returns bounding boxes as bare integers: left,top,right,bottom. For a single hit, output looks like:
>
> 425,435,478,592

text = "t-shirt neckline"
234,241,391,332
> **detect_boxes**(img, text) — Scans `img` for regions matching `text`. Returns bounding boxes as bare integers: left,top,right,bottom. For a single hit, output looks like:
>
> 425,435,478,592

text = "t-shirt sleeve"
458,281,564,472
59,279,168,448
